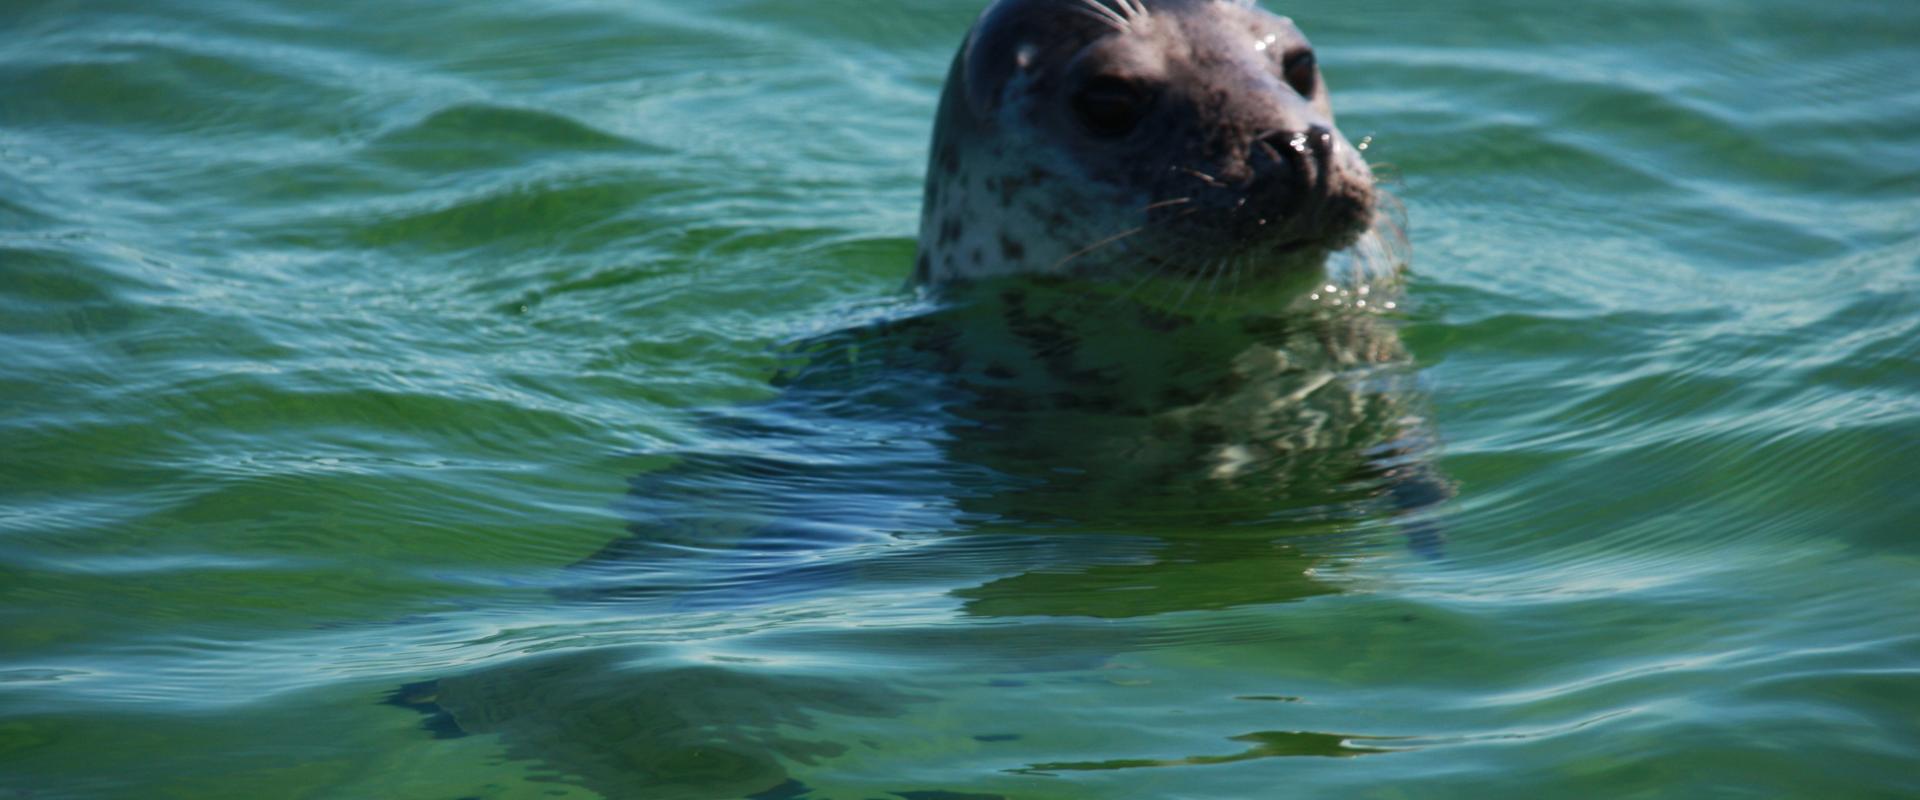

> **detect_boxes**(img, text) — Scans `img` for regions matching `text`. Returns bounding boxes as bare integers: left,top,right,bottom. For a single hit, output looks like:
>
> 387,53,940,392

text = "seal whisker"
1173,166,1227,188
1206,254,1231,307
1254,138,1285,168
1106,256,1169,307
1365,190,1410,281
1071,0,1131,30
1108,231,1219,308
1067,7,1126,31
1053,206,1201,272
1052,225,1149,271
1196,256,1230,315
1102,241,1193,308
1143,197,1193,211
1175,257,1220,310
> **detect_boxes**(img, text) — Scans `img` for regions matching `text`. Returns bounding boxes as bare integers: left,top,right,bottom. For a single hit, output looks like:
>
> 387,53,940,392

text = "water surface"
3,0,1917,797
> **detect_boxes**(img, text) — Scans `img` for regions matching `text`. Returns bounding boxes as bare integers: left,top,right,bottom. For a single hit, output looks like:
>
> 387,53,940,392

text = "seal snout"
1220,121,1369,251
1250,124,1335,204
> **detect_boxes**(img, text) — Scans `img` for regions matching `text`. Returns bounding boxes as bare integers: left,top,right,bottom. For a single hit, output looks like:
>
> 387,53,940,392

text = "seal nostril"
1252,128,1318,192
1306,125,1336,173
1314,128,1332,148
1254,129,1305,172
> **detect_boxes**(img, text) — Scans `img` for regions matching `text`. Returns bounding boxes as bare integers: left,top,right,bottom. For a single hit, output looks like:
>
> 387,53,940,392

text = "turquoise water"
3,0,1918,797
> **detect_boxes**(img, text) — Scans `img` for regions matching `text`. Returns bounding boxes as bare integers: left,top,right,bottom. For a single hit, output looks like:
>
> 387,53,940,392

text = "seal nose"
1252,125,1335,197
1244,126,1327,229
1304,124,1336,178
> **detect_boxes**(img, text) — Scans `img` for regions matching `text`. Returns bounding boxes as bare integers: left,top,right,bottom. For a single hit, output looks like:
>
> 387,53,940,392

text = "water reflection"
387,648,922,800
1015,729,1409,773
953,537,1336,619
389,280,1444,797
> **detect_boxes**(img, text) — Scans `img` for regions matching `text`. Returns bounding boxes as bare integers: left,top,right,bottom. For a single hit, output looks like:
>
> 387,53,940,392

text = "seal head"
915,0,1377,291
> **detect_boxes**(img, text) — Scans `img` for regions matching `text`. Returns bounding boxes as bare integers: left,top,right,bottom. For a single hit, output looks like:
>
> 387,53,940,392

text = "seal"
382,9,1445,796
890,0,1423,489
915,0,1380,295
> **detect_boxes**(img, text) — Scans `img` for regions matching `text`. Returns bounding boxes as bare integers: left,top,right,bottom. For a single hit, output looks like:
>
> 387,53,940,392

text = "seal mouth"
1269,237,1315,256
1149,158,1377,270
1262,191,1375,258
1088,194,1374,282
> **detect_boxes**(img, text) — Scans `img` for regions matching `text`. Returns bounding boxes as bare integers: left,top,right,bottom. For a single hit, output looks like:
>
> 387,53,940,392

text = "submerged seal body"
916,0,1379,289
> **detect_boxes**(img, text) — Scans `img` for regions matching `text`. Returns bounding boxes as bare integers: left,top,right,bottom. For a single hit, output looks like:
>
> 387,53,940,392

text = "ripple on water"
1,0,1918,797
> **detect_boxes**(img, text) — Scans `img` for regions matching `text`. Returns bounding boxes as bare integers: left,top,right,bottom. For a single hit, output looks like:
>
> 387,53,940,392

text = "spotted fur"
915,0,1381,290
896,0,1442,514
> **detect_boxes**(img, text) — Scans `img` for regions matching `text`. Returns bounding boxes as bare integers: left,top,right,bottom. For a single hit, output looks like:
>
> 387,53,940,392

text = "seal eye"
1072,76,1150,138
1282,49,1317,98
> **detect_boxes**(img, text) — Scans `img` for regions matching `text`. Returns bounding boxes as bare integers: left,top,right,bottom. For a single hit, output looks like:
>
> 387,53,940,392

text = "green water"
3,0,1917,797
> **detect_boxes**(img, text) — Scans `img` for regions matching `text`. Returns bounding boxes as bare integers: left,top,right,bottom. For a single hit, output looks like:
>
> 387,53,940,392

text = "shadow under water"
387,277,1447,798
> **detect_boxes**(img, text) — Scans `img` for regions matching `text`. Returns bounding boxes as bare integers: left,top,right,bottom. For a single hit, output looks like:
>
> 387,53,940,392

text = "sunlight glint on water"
1,0,1917,798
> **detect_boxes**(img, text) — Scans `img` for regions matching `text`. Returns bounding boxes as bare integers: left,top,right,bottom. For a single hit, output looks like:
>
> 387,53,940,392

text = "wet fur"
916,0,1381,288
